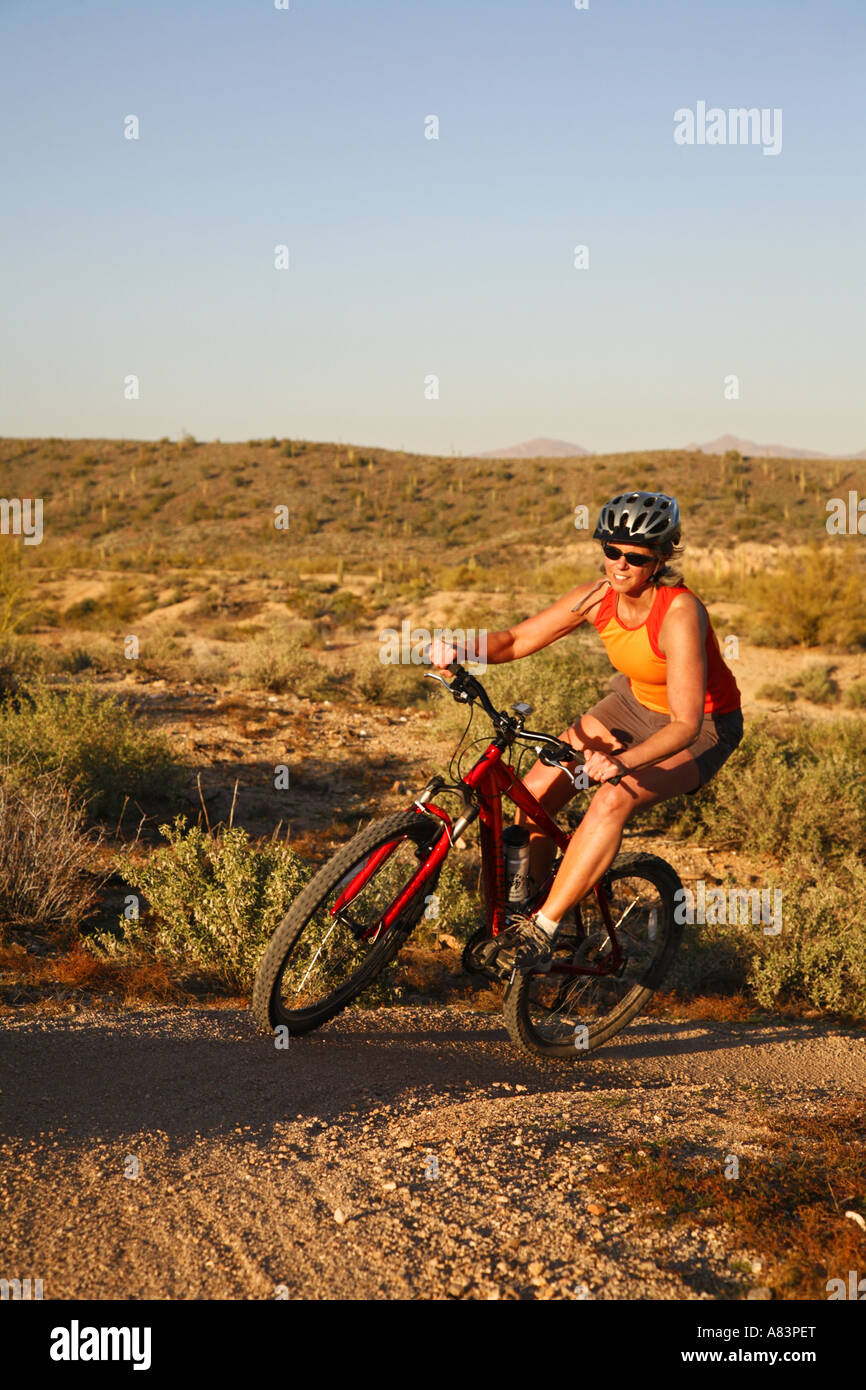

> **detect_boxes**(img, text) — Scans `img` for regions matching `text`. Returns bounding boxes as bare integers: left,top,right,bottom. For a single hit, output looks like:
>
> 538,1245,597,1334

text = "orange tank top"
591,584,741,715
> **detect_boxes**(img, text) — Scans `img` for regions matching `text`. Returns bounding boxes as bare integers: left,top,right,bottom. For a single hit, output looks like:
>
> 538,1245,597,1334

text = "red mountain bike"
252,660,684,1060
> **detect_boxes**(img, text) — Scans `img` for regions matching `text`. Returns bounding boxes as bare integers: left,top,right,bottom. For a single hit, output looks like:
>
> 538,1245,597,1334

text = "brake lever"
424,671,471,702
538,743,626,790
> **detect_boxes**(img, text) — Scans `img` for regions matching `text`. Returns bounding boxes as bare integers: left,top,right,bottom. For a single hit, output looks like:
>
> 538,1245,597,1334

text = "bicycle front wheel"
502,852,683,1061
251,810,444,1038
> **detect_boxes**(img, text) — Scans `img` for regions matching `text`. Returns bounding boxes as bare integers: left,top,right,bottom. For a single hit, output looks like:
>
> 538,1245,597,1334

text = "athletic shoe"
492,910,557,978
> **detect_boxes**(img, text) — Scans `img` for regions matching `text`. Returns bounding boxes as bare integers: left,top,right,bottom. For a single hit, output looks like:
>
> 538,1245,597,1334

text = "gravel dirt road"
1,1004,863,1301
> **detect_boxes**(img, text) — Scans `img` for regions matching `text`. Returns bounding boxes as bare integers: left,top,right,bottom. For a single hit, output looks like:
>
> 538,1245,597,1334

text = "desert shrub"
742,547,866,649
748,857,866,1018
0,765,102,941
0,681,180,820
0,635,48,693
103,817,313,990
292,621,326,650
0,541,32,635
52,636,120,675
350,649,431,707
791,664,839,705
61,647,96,673
757,683,796,703
325,590,369,628
236,629,341,699
285,585,368,629
643,716,866,872
664,912,758,999
844,681,866,709
63,580,142,629
436,564,485,590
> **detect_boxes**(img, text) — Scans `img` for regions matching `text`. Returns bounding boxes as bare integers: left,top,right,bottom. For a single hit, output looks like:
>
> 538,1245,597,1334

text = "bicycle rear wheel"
251,810,443,1038
502,852,683,1061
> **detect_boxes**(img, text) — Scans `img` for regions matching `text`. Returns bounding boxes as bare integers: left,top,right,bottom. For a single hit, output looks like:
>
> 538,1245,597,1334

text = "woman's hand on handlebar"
428,636,459,673
582,749,628,784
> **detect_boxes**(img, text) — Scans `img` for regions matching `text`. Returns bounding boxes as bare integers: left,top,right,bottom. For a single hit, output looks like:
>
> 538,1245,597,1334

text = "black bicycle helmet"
593,491,681,548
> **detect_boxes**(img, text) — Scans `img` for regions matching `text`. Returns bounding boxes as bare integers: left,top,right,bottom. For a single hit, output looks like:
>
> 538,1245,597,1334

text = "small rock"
845,1211,866,1231
595,1163,609,1173
746,1286,772,1301
527,1260,544,1277
587,1203,606,1217
382,1181,396,1192
333,1209,345,1225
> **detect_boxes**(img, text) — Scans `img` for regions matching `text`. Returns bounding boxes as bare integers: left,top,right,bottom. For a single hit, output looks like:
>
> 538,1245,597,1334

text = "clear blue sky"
1,0,863,455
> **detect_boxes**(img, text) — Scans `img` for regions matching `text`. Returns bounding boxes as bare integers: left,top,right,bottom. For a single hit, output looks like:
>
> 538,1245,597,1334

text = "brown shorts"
581,673,744,793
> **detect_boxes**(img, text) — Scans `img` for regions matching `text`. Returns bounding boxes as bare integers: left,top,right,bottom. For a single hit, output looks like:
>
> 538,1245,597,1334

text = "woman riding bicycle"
430,490,744,975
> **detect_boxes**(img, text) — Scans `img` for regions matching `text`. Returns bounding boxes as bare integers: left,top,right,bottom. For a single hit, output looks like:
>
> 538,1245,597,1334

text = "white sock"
534,909,560,938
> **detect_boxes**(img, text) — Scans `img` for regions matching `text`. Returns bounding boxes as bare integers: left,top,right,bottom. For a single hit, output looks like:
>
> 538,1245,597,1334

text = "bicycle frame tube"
330,806,454,939
328,739,624,973
465,742,625,975
463,741,570,937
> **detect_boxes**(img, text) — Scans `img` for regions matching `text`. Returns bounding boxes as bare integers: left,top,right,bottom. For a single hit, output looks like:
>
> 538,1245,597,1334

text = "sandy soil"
1,1005,863,1301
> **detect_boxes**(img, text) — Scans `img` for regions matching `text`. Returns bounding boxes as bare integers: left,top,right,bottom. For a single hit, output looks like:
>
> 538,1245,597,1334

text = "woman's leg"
539,750,700,922
516,713,625,890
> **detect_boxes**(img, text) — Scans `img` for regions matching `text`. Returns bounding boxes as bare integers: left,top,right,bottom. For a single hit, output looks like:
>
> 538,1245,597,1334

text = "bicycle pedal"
462,930,503,979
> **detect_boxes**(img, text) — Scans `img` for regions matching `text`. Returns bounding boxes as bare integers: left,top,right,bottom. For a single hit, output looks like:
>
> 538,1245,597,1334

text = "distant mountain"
473,433,866,461
685,433,866,460
474,437,590,459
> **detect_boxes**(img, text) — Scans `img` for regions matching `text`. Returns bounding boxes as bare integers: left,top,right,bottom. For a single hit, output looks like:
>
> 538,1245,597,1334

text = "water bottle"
503,825,532,905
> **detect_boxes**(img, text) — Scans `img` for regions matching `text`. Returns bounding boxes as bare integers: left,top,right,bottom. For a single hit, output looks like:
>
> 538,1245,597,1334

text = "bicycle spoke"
274,830,435,1016
523,873,667,1042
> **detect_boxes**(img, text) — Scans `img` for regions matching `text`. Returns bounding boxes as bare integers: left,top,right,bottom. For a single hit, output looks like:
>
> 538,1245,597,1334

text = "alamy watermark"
826,490,865,535
379,621,488,672
827,1271,866,1300
50,1322,152,1370
1,1276,44,1300
674,102,782,157
674,881,782,936
0,497,43,545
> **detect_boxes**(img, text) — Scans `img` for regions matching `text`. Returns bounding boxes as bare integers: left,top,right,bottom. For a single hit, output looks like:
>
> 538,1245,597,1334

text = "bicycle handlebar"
425,655,627,786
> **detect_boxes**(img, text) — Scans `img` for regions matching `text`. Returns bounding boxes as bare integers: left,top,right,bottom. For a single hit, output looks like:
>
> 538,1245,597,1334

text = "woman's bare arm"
430,578,609,670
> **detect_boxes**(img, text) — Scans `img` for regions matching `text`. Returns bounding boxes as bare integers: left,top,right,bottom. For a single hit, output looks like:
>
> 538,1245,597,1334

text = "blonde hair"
651,539,685,587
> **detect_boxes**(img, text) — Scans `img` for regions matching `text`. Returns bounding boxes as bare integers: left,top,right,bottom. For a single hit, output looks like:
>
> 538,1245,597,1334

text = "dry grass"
0,941,187,1007
593,1100,866,1299
0,766,104,941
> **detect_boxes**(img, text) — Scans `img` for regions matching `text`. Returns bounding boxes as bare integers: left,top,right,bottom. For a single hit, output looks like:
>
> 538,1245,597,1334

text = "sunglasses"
602,542,658,569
